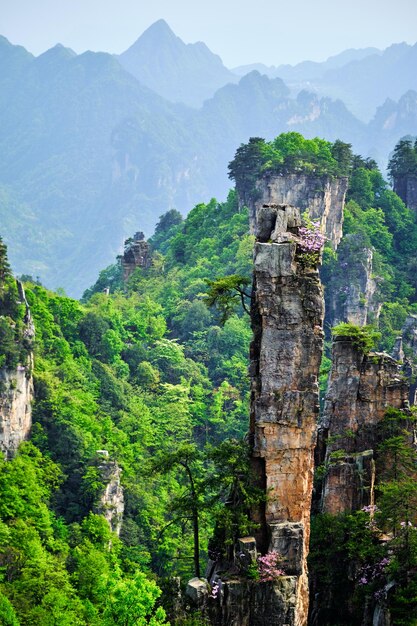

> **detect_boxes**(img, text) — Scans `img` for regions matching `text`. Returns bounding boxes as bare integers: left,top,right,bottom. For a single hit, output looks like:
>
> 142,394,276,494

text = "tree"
388,138,417,181
205,274,252,324
228,137,267,205
154,444,205,578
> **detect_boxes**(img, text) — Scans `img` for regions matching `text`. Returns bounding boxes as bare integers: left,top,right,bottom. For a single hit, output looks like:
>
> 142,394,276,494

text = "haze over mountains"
1,20,416,296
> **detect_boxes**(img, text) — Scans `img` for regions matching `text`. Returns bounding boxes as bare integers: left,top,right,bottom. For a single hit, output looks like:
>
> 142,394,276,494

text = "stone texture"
207,577,298,626
250,200,324,625
186,578,209,608
247,173,348,248
0,367,34,459
94,453,125,535
393,174,417,212
401,315,417,404
0,281,34,460
321,338,409,514
121,231,152,281
324,234,380,331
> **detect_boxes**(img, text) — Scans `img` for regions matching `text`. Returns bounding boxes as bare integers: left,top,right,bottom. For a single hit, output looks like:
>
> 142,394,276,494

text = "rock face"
0,366,34,459
247,173,348,248
94,452,125,535
324,234,380,330
320,338,409,515
121,231,152,281
393,174,417,211
0,282,34,460
402,315,417,404
205,577,298,626
249,200,324,625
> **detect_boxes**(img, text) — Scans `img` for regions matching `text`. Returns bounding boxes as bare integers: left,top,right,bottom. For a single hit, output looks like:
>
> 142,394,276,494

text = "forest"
1,133,417,625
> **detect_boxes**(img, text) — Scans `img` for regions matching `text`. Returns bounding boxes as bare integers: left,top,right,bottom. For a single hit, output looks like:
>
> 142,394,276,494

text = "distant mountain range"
118,19,238,108
0,23,416,296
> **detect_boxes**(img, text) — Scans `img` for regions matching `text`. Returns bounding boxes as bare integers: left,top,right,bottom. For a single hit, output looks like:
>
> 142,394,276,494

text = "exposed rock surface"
247,173,348,248
324,234,380,331
393,174,417,211
205,577,298,626
94,451,125,535
121,231,152,281
249,200,324,625
320,338,409,515
0,282,34,459
401,314,417,404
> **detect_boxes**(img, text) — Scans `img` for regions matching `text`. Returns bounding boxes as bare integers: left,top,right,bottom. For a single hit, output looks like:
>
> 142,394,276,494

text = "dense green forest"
1,133,417,624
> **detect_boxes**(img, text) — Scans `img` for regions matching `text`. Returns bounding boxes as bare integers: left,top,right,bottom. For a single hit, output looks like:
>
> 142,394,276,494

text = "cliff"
121,231,152,281
93,451,125,535
249,201,324,625
247,173,348,249
320,337,409,515
324,234,381,330
0,281,34,459
393,174,417,212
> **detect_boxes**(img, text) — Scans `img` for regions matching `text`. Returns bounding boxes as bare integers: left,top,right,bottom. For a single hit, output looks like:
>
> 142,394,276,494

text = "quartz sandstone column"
321,338,409,515
250,201,324,626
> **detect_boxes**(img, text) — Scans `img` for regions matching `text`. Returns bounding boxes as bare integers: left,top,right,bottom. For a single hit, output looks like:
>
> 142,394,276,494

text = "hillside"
1,30,417,296
1,133,417,624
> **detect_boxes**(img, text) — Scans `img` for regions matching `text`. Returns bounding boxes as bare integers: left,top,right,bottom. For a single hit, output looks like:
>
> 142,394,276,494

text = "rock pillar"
250,202,324,625
321,338,409,515
0,282,34,459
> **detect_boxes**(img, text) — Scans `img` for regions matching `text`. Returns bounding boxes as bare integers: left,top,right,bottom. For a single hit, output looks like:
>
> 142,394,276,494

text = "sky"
1,0,417,67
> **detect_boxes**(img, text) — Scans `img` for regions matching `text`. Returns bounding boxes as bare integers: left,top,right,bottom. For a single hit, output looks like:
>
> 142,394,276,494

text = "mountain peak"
129,19,178,49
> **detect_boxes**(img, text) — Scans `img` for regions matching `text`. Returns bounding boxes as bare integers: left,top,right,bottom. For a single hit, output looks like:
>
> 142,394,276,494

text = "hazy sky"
2,0,417,67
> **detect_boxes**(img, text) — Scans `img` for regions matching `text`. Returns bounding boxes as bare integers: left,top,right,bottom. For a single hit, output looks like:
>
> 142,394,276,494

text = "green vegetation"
0,238,32,369
0,190,255,622
310,409,417,625
2,131,417,623
228,133,352,204
331,322,381,354
388,138,417,180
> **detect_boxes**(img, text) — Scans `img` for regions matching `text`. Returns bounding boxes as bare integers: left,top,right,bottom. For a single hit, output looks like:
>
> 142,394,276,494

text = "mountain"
233,43,417,123
118,19,237,107
0,38,204,294
317,42,417,120
1,32,417,297
232,46,380,80
367,90,417,165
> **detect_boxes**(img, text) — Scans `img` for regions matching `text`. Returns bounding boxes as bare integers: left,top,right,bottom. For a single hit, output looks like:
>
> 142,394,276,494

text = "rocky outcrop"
247,173,348,248
121,231,152,281
393,174,417,212
320,338,409,515
0,366,34,459
401,315,417,404
0,282,34,460
249,201,324,625
324,234,381,330
94,451,124,535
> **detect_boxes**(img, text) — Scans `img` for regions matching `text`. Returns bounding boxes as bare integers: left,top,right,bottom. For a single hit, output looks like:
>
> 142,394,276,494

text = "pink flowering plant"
297,213,326,268
257,551,285,582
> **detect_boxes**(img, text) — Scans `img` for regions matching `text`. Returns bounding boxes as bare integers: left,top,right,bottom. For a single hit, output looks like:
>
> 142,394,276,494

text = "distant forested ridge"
0,30,416,296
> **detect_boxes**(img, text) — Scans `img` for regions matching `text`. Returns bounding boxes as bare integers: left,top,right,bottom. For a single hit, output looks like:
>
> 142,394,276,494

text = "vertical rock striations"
324,234,380,330
320,337,409,515
393,174,417,212
94,450,125,535
249,197,325,625
0,282,34,459
247,173,348,249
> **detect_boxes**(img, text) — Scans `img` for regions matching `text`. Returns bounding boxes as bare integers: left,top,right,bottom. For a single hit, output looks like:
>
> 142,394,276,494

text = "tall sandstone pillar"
249,202,322,625
247,174,347,625
321,338,409,515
